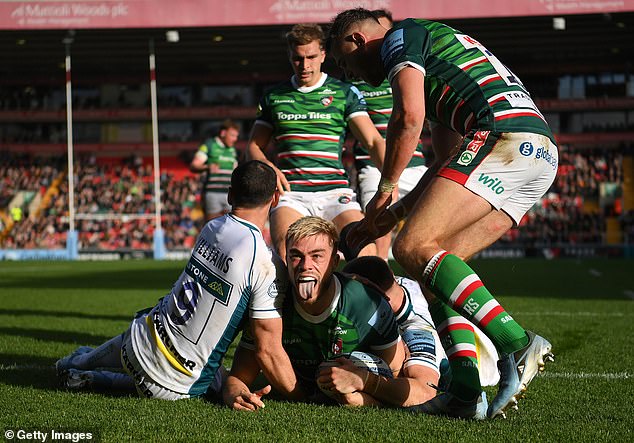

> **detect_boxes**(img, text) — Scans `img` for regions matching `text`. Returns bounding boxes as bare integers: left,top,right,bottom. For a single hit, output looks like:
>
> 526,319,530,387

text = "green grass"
1,259,633,442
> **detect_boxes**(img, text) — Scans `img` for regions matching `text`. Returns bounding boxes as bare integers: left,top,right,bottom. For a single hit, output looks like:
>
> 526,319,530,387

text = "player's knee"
392,233,435,271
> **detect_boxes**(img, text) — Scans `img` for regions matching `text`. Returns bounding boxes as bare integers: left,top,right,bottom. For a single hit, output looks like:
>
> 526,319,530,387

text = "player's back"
383,19,554,141
130,213,278,395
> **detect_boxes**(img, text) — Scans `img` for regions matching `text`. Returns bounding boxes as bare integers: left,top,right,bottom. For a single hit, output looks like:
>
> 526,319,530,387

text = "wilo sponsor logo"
477,173,505,194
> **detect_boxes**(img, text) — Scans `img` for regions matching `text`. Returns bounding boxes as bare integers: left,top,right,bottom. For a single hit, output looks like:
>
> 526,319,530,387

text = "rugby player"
329,256,499,418
223,216,404,409
189,119,240,221
55,161,302,402
348,9,428,260
328,9,555,418
246,23,385,261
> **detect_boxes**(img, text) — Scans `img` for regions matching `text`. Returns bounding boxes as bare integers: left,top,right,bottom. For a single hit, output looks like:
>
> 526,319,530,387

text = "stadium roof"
1,12,633,84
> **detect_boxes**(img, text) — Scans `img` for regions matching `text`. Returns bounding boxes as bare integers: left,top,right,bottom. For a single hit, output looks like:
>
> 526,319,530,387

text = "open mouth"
297,276,317,300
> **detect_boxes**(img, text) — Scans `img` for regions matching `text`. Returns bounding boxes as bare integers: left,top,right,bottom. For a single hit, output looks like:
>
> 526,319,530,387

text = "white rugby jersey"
130,214,288,395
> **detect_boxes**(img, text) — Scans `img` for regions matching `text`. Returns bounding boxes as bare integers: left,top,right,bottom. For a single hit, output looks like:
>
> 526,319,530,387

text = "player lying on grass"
225,217,496,414
328,256,499,419
328,8,555,419
223,216,405,410
55,161,303,401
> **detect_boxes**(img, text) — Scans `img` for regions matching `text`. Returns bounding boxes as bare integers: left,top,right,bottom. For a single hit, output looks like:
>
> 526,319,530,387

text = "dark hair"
371,9,393,25
326,8,379,52
342,256,394,292
230,160,277,208
286,23,324,50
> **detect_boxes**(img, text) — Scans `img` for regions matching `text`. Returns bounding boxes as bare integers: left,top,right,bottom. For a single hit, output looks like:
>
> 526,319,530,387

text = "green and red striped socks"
430,301,481,400
424,251,528,355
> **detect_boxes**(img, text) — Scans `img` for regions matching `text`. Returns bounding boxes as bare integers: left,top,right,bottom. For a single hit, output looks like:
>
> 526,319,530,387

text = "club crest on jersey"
338,195,351,204
321,95,333,106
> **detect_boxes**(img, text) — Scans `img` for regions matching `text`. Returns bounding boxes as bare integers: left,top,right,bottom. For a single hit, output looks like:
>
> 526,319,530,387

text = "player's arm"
246,123,290,193
189,147,208,173
381,67,426,186
384,123,464,222
223,344,271,411
348,115,386,170
251,317,304,401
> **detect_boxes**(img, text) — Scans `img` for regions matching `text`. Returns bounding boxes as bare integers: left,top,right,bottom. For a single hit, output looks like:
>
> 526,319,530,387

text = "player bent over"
55,161,302,401
328,9,555,418
223,216,405,409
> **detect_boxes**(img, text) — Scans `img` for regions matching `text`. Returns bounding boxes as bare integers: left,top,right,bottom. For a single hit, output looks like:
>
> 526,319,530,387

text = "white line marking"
588,268,602,277
543,372,631,380
515,311,625,317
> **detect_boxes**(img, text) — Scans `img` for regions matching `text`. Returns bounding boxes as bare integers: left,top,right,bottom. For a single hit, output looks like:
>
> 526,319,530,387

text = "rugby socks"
423,251,529,355
430,300,481,401
72,334,125,369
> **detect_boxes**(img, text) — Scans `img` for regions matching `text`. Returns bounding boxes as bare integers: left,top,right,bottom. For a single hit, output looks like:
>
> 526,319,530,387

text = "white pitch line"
543,372,632,380
515,311,625,317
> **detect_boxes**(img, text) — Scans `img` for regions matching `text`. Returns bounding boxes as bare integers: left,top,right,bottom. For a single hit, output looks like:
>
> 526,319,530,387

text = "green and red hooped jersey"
351,79,426,170
255,73,369,192
195,137,238,194
381,19,555,144
280,272,400,393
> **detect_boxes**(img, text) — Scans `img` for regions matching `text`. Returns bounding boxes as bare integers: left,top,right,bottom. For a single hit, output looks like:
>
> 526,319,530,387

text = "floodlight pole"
149,38,165,259
64,31,78,260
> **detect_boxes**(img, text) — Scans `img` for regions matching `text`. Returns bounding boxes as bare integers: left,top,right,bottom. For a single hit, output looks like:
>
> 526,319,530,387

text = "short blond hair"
286,216,339,252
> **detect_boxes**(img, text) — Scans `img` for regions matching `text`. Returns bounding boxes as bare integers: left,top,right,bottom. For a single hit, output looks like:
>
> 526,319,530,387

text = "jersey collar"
227,213,260,233
291,72,328,93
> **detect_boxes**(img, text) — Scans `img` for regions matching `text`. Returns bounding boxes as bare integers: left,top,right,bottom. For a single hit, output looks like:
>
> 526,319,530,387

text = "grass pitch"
1,259,632,442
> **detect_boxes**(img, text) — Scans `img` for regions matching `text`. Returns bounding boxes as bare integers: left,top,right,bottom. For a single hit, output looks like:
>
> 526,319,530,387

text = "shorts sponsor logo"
477,173,505,195
338,195,351,204
320,95,333,106
536,146,557,169
458,130,489,166
457,151,475,166
519,141,534,156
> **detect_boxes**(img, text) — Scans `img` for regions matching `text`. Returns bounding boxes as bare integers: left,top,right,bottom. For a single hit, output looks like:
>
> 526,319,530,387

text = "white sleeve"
249,249,287,319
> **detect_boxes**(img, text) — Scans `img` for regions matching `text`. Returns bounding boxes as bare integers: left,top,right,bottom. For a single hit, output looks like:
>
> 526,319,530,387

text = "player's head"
218,119,240,147
286,23,326,87
228,160,277,209
327,8,387,87
285,216,340,307
371,9,394,29
342,256,394,292
342,256,404,313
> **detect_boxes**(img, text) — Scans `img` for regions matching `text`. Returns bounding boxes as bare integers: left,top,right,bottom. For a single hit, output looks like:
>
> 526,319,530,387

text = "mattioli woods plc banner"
1,0,633,30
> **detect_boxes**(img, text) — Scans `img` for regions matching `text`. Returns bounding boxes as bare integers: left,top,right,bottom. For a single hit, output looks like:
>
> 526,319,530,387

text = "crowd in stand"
1,153,202,251
1,147,632,251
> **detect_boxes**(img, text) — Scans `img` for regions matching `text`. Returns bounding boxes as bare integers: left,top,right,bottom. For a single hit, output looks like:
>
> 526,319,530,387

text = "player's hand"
272,165,291,194
208,163,220,173
364,191,392,236
224,383,271,411
317,357,366,395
